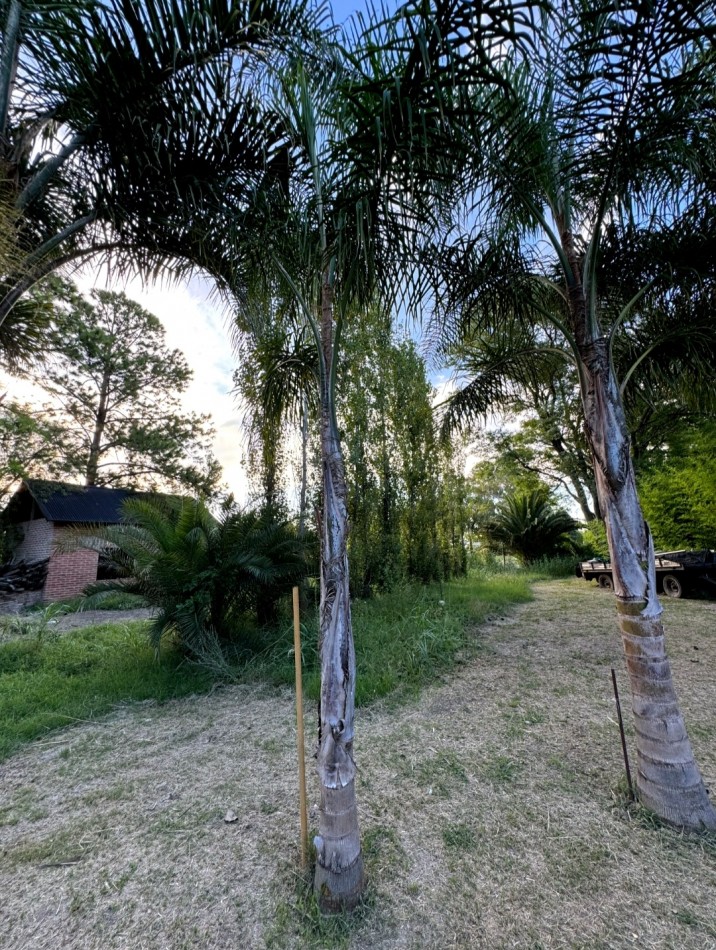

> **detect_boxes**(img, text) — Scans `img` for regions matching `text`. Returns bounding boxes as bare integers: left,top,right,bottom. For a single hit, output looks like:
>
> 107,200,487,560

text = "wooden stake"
293,586,309,869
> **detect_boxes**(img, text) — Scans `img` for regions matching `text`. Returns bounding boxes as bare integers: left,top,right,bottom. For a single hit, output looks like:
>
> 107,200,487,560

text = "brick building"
2,480,140,602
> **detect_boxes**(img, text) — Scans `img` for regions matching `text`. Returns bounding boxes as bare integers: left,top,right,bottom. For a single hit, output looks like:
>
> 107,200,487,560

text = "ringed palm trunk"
313,278,364,910
563,232,716,830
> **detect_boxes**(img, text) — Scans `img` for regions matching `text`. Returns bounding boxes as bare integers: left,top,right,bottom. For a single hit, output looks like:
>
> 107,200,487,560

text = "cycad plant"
81,497,306,661
484,489,578,565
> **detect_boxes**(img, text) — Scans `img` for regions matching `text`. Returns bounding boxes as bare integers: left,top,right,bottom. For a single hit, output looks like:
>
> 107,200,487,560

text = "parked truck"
576,549,716,599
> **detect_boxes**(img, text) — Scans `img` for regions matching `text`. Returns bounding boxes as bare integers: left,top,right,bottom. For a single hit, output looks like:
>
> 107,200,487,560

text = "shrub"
77,497,306,662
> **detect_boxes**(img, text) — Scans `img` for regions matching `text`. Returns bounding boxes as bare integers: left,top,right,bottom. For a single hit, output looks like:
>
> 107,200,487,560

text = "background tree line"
234,302,469,594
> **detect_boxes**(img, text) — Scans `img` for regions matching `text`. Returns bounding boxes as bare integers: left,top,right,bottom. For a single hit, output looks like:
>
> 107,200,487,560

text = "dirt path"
52,608,156,632
1,579,715,949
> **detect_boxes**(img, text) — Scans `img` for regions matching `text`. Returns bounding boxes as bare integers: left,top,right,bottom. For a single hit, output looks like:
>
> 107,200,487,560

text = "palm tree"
211,0,525,895
0,0,319,342
438,225,716,522
79,496,306,658
405,0,716,827
225,62,378,911
484,489,578,565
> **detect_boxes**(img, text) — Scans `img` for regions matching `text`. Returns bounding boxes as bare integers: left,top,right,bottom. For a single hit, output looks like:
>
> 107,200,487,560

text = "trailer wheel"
598,574,614,591
662,574,683,599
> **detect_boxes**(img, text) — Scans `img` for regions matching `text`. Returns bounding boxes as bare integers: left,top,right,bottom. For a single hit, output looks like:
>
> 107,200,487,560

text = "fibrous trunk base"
313,779,364,912
617,600,716,830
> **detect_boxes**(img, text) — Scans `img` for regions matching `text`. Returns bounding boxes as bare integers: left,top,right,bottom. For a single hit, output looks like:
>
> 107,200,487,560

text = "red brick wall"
43,549,99,602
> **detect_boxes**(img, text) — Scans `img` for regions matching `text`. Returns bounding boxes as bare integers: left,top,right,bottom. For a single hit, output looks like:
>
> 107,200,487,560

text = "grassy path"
1,579,715,949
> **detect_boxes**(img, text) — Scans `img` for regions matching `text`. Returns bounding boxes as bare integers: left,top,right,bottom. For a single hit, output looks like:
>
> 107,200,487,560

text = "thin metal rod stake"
611,667,635,801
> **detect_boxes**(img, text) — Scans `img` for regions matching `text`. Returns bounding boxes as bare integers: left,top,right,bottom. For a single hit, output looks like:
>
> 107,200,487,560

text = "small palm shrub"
483,489,579,565
79,497,306,661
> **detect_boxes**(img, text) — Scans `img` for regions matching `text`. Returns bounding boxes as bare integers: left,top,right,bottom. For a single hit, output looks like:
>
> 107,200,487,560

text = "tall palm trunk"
563,231,716,830
0,0,21,141
313,277,364,909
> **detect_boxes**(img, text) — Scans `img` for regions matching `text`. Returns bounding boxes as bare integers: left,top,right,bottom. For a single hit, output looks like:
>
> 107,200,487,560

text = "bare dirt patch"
51,608,155,632
1,579,715,949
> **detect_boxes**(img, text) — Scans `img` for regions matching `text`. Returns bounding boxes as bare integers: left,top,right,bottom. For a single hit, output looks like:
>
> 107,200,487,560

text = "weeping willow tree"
232,302,319,520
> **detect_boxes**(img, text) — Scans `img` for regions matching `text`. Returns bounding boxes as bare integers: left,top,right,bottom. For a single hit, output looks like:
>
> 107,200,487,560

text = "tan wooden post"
292,586,308,869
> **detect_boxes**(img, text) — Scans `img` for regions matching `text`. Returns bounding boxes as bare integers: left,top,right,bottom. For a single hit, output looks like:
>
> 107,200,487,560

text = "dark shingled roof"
18,480,141,524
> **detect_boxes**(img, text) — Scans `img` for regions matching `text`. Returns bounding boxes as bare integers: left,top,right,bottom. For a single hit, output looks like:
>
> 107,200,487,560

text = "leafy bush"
77,497,306,663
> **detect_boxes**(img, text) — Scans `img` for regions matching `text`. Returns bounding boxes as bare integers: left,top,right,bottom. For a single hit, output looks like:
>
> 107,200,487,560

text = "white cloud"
431,370,455,407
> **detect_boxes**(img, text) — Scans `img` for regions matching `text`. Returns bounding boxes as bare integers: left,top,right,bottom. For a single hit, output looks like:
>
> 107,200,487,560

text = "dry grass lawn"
1,578,715,949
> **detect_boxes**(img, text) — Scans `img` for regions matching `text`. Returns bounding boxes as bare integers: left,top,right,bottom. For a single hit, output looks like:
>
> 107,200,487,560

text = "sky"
2,0,451,508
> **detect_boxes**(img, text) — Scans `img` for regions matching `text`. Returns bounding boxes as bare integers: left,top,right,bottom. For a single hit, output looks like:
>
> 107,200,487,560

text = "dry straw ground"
1,578,715,950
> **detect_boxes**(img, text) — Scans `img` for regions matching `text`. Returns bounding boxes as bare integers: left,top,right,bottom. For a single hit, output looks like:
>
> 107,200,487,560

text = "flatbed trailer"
576,549,716,599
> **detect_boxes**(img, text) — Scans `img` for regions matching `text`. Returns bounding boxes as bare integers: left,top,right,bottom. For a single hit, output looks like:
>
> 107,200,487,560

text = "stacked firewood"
0,559,49,594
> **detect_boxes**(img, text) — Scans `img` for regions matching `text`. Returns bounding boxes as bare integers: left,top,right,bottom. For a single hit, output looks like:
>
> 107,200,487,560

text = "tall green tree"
637,422,716,552
410,0,716,827
0,398,65,505
464,440,545,551
23,285,220,495
340,306,468,592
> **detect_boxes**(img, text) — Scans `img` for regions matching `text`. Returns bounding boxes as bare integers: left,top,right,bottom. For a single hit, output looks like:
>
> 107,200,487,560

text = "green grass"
482,755,521,784
470,553,577,580
237,572,534,705
525,555,579,579
0,621,211,762
0,571,533,762
442,822,478,852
